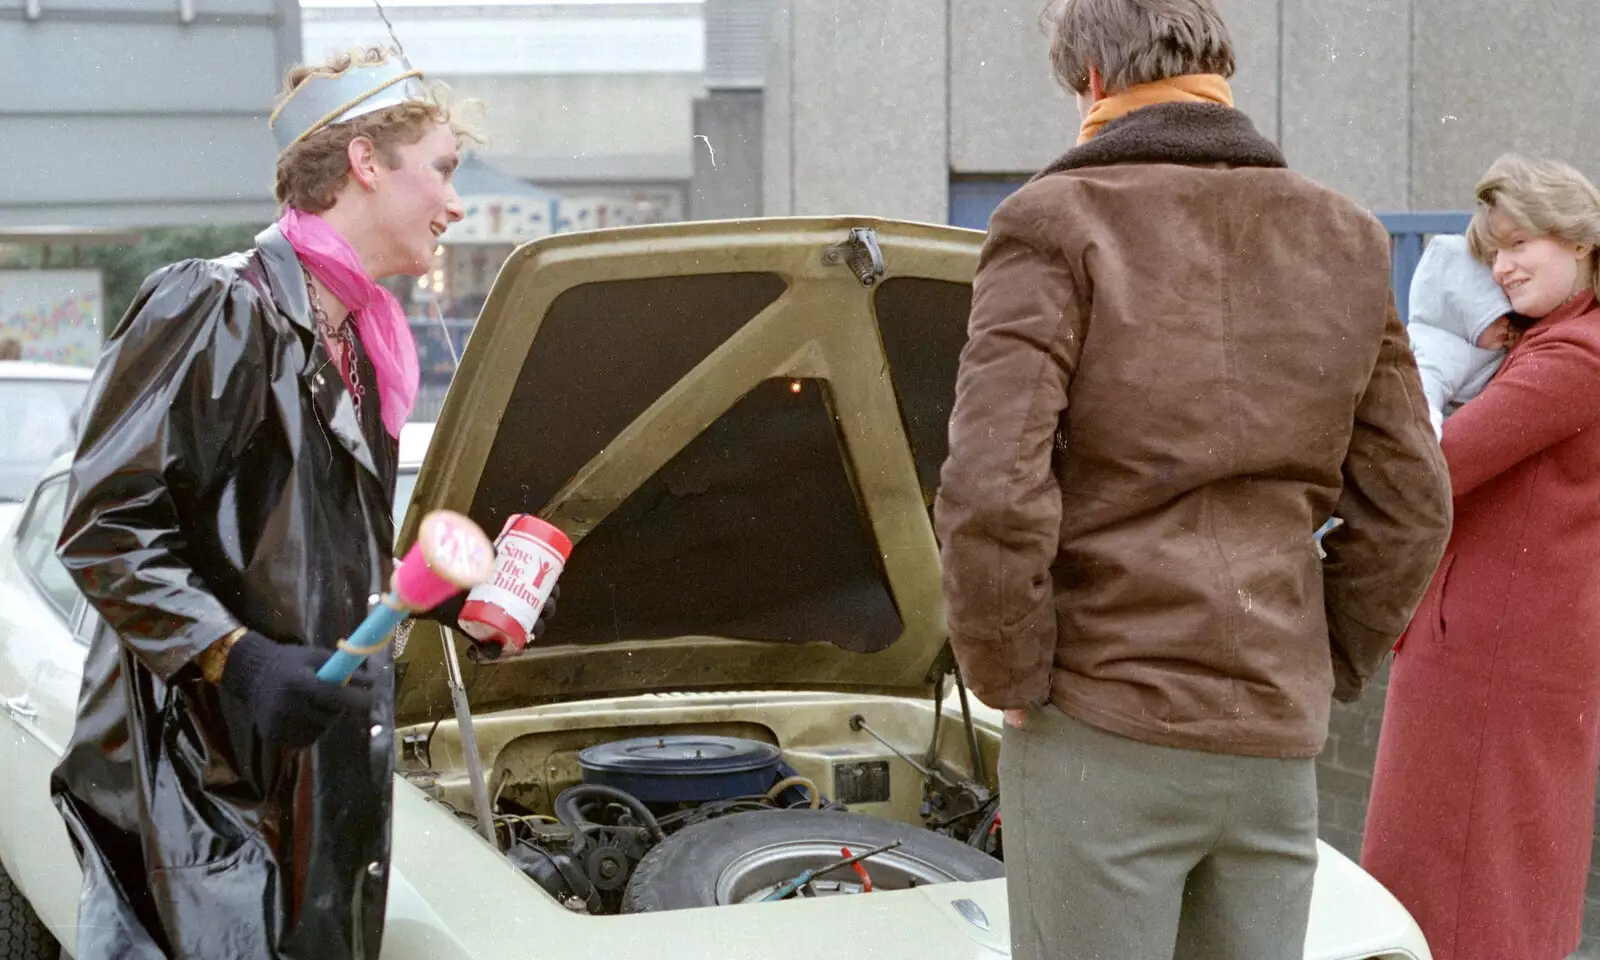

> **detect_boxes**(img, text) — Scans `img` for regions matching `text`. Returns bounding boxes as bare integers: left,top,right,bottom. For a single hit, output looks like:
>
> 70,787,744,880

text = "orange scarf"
1077,74,1234,144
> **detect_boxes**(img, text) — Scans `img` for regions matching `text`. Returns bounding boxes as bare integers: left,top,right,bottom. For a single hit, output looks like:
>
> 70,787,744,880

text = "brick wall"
1315,661,1600,958
1314,664,1387,861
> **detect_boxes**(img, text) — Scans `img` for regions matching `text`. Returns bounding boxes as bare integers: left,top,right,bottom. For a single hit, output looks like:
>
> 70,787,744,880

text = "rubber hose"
766,775,822,809
554,783,666,842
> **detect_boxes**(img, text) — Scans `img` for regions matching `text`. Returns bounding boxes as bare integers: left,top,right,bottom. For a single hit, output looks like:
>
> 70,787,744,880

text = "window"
14,476,79,621
392,466,419,537
0,379,89,503
948,176,1028,231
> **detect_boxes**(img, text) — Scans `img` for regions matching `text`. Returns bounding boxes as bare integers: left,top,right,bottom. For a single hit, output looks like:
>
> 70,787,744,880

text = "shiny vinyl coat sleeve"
55,259,264,681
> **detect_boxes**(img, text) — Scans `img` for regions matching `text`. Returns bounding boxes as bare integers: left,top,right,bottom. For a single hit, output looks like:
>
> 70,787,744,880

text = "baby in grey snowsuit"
1406,233,1515,437
1314,234,1511,558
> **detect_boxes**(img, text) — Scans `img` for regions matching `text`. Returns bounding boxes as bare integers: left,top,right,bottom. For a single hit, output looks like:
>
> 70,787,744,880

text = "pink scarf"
278,207,419,438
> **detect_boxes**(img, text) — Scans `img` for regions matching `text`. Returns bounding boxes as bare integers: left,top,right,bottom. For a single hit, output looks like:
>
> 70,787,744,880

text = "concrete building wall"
1210,0,1279,144
1176,0,1599,209
763,0,948,223
438,73,705,184
944,0,1280,175
304,1,707,193
704,0,768,88
690,91,763,221
765,0,1600,217
0,0,298,228
759,0,792,217
1410,0,1600,210
1278,0,1412,211
693,0,767,221
947,0,1072,175
300,1,704,77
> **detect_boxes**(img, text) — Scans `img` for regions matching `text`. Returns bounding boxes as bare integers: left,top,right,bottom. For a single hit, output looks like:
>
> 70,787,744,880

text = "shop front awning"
442,154,564,245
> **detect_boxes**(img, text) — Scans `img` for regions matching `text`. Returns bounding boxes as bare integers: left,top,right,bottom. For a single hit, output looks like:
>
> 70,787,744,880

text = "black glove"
220,632,375,751
423,584,561,661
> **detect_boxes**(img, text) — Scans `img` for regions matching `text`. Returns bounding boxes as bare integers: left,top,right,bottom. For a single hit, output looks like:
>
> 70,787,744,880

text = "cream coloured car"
0,218,1429,959
0,361,92,537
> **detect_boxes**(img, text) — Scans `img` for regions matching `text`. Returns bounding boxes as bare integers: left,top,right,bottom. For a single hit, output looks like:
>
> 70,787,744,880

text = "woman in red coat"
1364,153,1600,960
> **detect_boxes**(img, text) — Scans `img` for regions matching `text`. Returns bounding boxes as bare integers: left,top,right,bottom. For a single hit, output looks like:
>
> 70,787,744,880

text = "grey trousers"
1000,706,1318,960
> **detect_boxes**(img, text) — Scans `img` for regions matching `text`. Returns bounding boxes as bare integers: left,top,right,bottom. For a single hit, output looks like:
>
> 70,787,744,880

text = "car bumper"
387,772,1430,960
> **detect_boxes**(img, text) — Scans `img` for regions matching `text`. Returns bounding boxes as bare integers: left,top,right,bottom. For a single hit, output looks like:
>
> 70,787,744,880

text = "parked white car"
0,361,92,536
0,219,1431,959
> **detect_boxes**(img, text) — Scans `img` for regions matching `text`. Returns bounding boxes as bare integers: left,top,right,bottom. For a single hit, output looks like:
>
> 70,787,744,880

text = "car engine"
468,731,1004,915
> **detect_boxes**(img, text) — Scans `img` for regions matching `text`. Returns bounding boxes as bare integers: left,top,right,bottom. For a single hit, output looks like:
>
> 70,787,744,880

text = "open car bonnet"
393,218,985,726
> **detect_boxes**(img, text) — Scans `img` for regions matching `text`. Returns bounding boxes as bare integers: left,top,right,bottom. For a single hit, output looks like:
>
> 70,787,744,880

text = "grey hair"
1039,0,1236,95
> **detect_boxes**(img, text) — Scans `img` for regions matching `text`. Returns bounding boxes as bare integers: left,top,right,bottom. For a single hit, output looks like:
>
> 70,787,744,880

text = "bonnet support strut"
441,626,499,848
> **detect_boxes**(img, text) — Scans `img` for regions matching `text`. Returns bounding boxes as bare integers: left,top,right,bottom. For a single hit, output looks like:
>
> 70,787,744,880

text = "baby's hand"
1477,315,1514,349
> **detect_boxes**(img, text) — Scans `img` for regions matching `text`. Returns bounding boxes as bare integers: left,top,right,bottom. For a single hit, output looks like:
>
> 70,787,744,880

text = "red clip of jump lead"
840,846,873,892
989,813,1002,837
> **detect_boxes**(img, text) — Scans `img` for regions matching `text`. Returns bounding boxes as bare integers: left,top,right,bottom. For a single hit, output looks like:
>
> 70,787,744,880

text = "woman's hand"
422,584,562,661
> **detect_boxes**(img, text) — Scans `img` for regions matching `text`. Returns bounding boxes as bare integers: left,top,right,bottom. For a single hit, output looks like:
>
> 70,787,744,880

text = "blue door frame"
948,179,1470,324
1375,212,1472,322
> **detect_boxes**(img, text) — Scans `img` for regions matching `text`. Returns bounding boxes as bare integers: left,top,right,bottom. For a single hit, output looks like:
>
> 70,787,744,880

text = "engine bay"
398,687,1007,915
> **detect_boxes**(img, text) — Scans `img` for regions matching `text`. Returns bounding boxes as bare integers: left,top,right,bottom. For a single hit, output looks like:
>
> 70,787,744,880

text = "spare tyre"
0,858,59,960
621,810,1003,913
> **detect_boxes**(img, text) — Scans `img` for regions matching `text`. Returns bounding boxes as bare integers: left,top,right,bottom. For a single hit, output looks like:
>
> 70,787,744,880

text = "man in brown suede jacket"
933,1,1452,957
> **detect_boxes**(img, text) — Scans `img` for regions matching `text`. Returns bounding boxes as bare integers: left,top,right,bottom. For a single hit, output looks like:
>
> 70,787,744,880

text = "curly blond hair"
1466,153,1600,296
273,46,483,213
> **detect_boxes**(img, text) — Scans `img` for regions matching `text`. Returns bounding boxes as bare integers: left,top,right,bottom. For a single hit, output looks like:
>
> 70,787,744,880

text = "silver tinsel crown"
269,53,426,152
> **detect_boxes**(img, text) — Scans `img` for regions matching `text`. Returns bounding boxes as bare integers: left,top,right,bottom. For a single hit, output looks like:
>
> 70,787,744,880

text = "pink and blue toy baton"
318,510,496,685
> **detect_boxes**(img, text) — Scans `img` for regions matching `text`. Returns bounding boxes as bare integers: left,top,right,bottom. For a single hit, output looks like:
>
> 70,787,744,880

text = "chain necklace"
306,278,365,420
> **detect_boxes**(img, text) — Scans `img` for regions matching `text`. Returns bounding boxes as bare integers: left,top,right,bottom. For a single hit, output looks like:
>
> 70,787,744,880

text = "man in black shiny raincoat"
49,48,485,959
